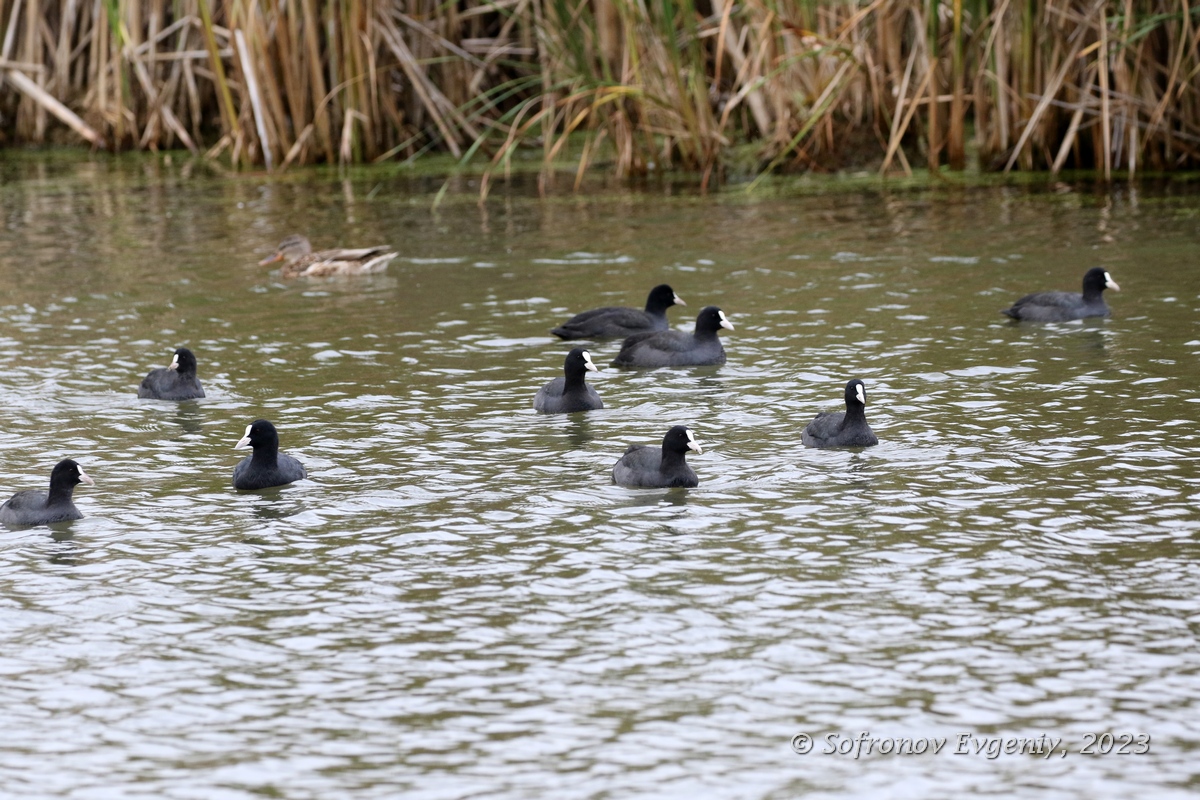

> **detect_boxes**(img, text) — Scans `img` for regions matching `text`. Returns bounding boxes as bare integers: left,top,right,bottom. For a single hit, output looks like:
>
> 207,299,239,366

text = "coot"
138,347,205,400
610,306,733,368
534,348,603,413
801,379,878,448
551,284,685,339
1002,267,1120,322
611,425,702,488
0,459,94,526
232,420,307,490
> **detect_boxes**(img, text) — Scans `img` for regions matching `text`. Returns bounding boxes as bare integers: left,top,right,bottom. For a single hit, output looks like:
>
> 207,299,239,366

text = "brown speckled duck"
258,234,398,278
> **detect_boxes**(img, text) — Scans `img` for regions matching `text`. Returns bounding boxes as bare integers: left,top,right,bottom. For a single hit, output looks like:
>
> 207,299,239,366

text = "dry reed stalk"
195,0,234,136
233,27,270,168
1099,3,1112,179
300,0,333,162
1051,64,1096,173
1,0,1200,182
948,0,964,168
1003,8,1088,172
4,64,104,144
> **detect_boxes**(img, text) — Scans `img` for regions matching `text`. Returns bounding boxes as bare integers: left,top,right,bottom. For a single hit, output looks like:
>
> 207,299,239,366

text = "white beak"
855,384,866,405
1104,272,1120,291
686,429,703,454
76,468,95,487
582,351,599,372
674,293,686,306
719,310,735,331
168,353,180,371
235,424,252,449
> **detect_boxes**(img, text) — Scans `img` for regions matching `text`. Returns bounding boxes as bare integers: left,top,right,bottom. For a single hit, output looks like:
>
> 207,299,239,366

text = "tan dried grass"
0,0,1197,179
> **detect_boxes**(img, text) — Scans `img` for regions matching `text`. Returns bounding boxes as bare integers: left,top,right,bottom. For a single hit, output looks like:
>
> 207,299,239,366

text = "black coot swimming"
1002,267,1120,322
801,379,878,448
232,420,307,490
551,284,685,340
611,425,702,488
534,348,603,414
610,306,733,368
138,347,205,400
0,459,94,526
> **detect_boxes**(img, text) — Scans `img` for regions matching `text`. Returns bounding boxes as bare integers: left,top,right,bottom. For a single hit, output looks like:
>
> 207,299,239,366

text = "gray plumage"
534,348,603,413
138,347,205,400
801,379,878,448
612,426,702,488
0,459,94,526
610,306,733,368
232,420,307,490
1002,267,1119,322
551,284,684,339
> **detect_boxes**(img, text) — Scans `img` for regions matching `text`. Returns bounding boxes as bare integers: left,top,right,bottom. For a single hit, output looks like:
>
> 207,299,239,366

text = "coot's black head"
694,306,734,335
564,347,600,377
1082,267,1120,295
662,425,702,455
51,459,94,489
844,379,867,409
169,347,199,376
235,419,279,451
646,284,686,312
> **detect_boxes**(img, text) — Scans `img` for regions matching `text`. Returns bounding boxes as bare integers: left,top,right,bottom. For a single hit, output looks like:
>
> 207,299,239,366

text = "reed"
3,1,1200,179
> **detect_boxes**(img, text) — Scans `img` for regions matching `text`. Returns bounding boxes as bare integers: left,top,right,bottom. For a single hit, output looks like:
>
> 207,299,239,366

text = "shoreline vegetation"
2,1,1199,184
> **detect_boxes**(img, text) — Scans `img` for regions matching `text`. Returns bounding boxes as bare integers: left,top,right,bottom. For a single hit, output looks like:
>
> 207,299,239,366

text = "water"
1,161,1198,798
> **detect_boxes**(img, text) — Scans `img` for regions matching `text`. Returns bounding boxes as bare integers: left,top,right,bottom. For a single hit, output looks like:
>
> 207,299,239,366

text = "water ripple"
0,173,1198,798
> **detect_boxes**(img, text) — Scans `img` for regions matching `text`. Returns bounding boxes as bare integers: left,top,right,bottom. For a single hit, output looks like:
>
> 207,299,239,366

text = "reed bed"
2,1,1199,180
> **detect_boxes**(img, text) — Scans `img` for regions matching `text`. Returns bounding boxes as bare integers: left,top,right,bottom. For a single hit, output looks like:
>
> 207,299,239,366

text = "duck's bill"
77,468,95,487
235,425,252,449
167,353,180,371
674,294,686,306
258,252,284,266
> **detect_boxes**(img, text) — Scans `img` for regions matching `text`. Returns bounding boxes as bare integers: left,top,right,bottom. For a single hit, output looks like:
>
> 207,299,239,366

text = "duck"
232,420,307,490
258,234,397,278
612,426,702,488
551,284,685,339
1002,267,1120,322
801,379,879,448
533,348,603,413
610,306,733,368
0,459,94,526
137,347,205,400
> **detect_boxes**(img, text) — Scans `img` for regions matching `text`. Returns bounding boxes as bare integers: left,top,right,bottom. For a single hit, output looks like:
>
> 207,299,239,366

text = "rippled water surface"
1,160,1199,798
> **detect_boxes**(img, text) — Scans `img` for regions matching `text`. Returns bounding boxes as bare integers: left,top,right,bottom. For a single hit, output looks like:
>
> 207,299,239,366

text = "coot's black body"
0,459,94,526
1002,267,1120,322
801,379,878,449
551,284,684,340
612,426,702,488
232,420,307,490
138,347,205,400
610,306,733,368
534,348,603,414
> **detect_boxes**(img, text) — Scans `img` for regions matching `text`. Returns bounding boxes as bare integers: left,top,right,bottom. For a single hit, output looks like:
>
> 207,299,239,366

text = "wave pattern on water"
0,173,1199,798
